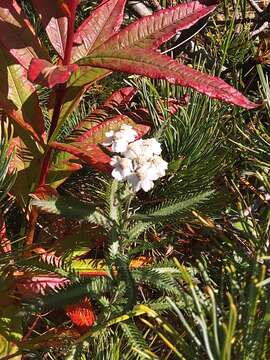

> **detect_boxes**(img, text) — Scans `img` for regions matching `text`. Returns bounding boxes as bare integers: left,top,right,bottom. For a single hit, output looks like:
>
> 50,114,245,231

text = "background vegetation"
1,0,270,359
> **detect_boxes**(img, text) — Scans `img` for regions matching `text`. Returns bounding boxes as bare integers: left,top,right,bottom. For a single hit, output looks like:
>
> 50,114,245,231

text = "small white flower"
102,124,137,153
147,155,168,179
141,138,162,157
123,139,144,159
110,156,134,181
127,168,155,192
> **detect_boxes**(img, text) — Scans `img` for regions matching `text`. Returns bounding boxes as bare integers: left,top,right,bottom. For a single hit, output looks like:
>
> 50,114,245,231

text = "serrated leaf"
69,86,137,141
74,114,150,143
79,48,257,108
0,0,48,68
72,0,126,61
50,115,150,172
28,59,79,88
31,195,108,226
16,276,70,297
134,191,214,222
31,0,68,59
0,49,45,142
93,0,217,52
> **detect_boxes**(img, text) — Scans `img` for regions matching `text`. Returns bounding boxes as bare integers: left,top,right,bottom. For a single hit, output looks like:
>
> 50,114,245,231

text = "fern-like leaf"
31,195,109,227
133,191,214,222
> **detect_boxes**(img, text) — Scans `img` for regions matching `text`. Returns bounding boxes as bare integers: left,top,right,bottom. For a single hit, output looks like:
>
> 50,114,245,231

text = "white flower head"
102,124,138,153
108,125,168,193
110,156,134,181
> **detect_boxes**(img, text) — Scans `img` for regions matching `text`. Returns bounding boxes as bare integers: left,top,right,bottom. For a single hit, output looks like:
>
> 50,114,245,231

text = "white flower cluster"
103,124,168,192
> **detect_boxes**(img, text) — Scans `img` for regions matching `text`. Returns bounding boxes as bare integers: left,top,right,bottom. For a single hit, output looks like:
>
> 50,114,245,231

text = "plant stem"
25,3,77,247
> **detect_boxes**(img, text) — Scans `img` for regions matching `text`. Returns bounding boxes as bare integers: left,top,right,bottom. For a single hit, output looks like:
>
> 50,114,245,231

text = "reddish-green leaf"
8,137,43,208
31,0,68,59
0,48,45,142
0,0,48,68
28,59,79,88
71,86,137,137
48,67,111,143
75,114,150,143
92,0,217,52
48,150,82,188
79,48,257,108
51,115,150,172
72,0,126,62
51,142,112,173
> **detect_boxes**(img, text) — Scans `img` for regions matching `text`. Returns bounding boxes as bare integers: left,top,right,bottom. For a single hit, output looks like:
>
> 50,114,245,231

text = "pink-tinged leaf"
71,86,137,137
0,0,48,68
28,59,79,88
66,297,96,333
31,0,68,59
51,115,150,172
17,276,70,297
76,114,150,143
79,48,258,109
51,142,112,173
92,0,217,53
72,0,126,62
0,48,45,141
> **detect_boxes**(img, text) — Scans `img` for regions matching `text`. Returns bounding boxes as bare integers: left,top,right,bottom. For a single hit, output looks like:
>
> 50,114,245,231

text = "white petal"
112,139,129,153
123,139,144,158
127,174,141,192
111,168,125,181
141,178,154,192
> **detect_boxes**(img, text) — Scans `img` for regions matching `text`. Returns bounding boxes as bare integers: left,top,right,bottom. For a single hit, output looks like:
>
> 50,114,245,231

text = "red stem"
25,3,77,246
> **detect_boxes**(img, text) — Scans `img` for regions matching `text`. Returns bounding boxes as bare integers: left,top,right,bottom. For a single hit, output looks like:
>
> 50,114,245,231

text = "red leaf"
72,0,126,62
51,142,112,173
0,0,48,68
71,86,137,136
28,59,79,88
0,49,45,142
94,0,217,52
66,297,96,333
31,0,68,59
51,115,150,172
79,48,257,109
76,114,150,143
